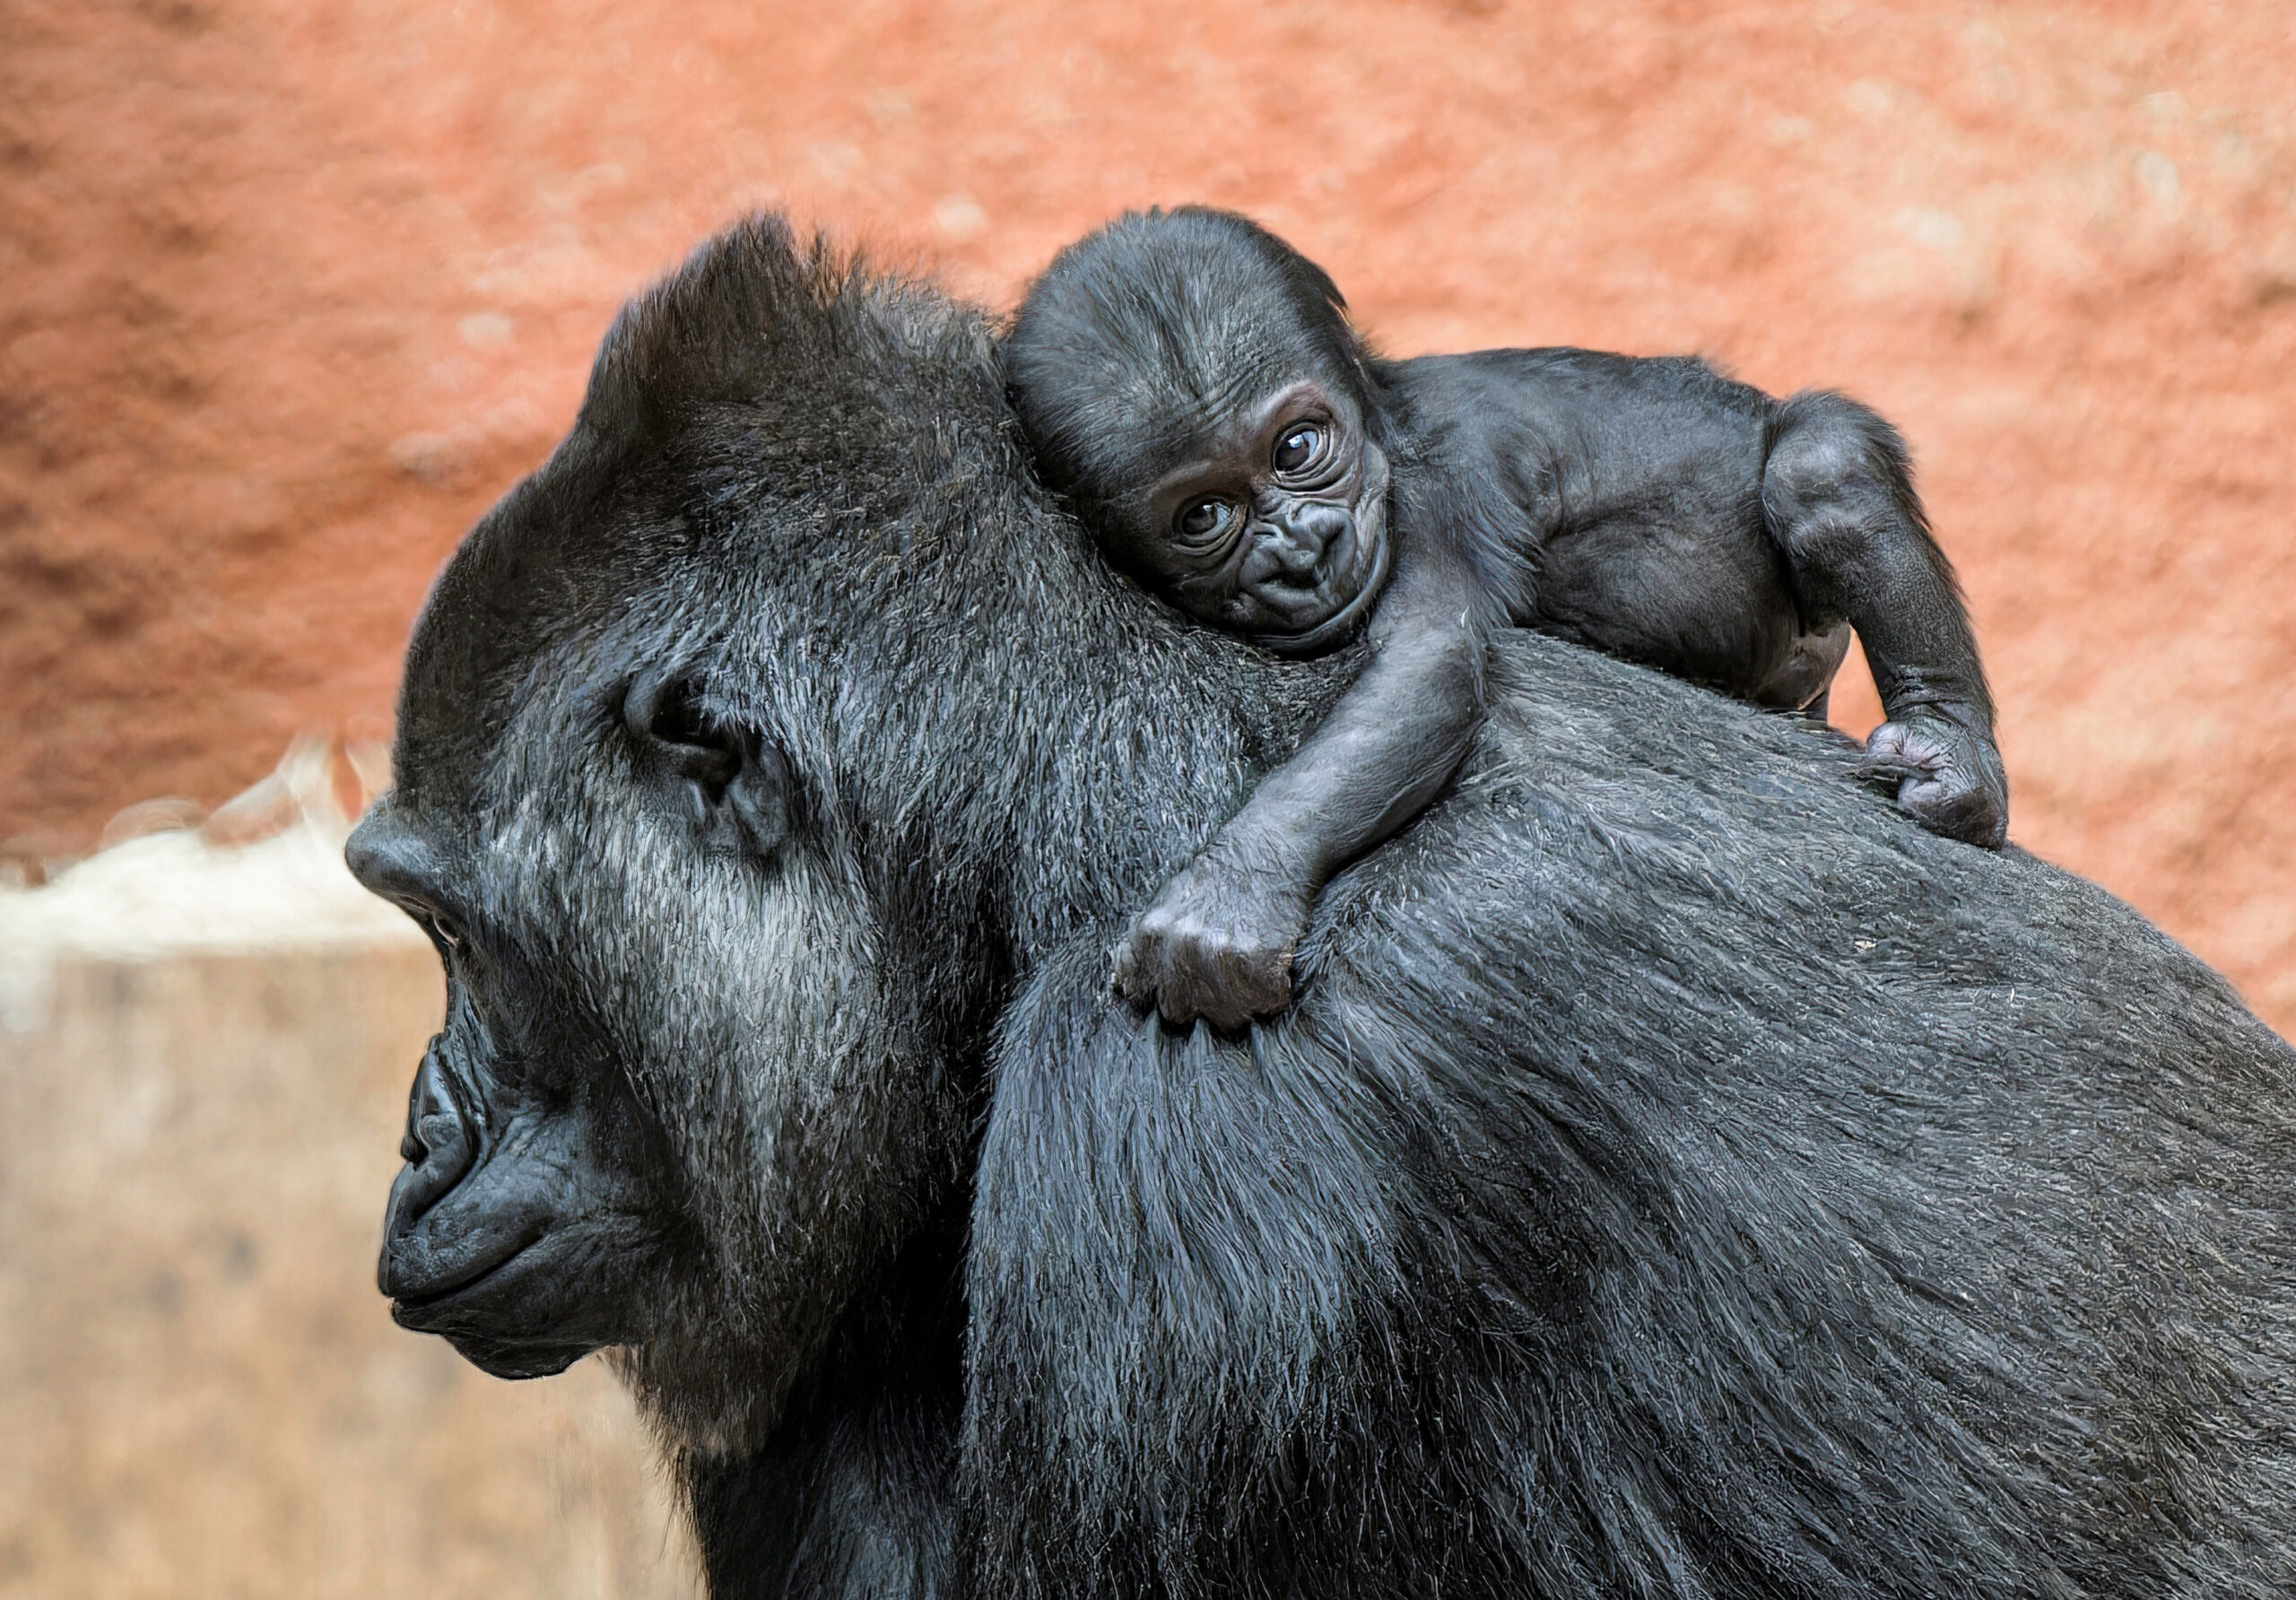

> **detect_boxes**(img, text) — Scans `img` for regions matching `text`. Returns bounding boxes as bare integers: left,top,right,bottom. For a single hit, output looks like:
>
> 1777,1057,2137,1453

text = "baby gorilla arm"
1114,547,1484,1030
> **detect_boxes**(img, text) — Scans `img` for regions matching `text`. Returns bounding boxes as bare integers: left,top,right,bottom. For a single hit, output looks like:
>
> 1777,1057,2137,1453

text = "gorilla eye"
1273,425,1322,474
646,684,717,755
1176,500,1234,542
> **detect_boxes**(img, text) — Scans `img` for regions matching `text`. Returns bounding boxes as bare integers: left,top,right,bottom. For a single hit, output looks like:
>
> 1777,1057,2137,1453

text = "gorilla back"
349,218,2296,1599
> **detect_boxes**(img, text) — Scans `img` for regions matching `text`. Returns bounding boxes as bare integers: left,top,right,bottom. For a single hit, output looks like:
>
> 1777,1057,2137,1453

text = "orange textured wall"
2,0,2291,1025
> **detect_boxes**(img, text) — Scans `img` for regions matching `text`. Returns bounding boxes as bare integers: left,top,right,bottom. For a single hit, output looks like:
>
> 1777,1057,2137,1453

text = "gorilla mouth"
1251,520,1393,658
387,1226,546,1323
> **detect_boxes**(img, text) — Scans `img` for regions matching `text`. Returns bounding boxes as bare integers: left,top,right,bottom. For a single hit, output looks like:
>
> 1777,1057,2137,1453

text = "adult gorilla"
349,218,2296,1599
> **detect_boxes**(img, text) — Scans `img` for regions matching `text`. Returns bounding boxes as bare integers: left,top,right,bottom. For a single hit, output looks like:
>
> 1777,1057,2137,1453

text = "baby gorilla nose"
1251,500,1350,584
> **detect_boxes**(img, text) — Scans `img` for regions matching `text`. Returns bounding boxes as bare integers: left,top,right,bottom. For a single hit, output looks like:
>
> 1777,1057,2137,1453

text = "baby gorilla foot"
1865,705,2009,848
1112,852,1312,1032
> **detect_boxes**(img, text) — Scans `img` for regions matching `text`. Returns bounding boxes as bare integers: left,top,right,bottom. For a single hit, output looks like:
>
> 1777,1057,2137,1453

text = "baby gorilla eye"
1176,500,1234,541
1273,424,1322,474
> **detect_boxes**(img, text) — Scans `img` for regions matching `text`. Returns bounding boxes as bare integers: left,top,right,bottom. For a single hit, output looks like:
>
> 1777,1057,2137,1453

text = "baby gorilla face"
1110,379,1392,655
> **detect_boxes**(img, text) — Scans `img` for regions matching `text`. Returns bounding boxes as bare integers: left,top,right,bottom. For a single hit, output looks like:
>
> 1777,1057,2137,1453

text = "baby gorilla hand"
1866,704,2009,848
1112,848,1314,1032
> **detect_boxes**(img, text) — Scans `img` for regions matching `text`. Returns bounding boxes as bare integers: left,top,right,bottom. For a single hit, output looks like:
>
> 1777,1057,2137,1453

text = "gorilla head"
346,225,1026,1446
1002,206,1393,653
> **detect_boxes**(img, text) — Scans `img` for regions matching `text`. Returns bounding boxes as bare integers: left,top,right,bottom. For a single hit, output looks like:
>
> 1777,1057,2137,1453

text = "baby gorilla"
1004,207,2008,1030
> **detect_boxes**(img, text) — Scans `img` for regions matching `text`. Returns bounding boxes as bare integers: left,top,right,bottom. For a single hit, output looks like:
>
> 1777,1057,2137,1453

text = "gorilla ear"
622,670,791,857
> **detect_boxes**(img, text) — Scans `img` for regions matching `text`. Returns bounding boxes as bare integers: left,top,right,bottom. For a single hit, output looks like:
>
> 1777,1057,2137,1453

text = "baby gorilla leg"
1761,393,2009,848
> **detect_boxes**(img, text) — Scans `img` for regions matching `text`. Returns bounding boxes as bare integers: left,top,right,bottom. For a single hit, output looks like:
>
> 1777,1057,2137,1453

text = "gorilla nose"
379,1047,480,1291
1255,502,1349,580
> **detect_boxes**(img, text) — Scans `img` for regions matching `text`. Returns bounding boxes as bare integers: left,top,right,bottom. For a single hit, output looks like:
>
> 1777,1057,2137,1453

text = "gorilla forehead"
392,215,1017,815
1003,207,1365,488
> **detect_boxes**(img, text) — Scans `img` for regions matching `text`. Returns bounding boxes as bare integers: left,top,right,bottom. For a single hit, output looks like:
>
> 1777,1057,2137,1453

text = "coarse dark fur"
351,216,2296,1599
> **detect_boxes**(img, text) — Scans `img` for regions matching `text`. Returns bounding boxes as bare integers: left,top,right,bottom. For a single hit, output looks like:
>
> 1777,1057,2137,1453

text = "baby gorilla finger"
1899,773,2006,848
1866,715,2009,848
1199,935,1293,1031
1160,926,1252,1030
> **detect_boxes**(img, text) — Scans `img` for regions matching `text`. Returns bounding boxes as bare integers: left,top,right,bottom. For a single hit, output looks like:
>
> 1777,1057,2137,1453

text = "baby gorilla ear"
622,668,792,857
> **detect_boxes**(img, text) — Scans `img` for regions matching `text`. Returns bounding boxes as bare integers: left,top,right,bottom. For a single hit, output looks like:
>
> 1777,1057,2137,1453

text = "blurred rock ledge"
0,744,695,1600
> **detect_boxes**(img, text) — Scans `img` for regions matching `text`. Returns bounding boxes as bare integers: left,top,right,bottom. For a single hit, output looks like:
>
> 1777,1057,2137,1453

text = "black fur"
351,216,2296,1598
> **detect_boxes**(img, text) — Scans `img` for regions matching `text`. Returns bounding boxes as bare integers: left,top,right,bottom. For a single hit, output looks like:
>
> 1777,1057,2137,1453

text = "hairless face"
1101,378,1392,655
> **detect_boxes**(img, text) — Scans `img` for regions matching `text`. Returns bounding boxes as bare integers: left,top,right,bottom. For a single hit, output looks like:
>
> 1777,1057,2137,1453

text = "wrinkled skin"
1866,701,2012,848
1114,379,1395,653
372,983,664,1380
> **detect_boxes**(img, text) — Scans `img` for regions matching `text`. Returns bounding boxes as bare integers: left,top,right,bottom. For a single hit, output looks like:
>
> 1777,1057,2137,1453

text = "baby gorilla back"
1392,349,1848,709
1389,344,2005,841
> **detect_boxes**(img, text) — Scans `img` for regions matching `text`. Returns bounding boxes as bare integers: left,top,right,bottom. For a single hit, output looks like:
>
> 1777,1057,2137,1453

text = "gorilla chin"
385,1233,633,1380
416,1326,597,1382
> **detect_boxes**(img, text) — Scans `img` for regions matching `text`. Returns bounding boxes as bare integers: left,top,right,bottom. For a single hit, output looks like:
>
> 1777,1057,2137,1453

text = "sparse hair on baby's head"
1001,207,1364,517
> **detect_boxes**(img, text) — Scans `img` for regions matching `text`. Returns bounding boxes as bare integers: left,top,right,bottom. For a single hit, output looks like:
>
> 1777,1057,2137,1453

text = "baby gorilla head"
1004,207,1393,655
